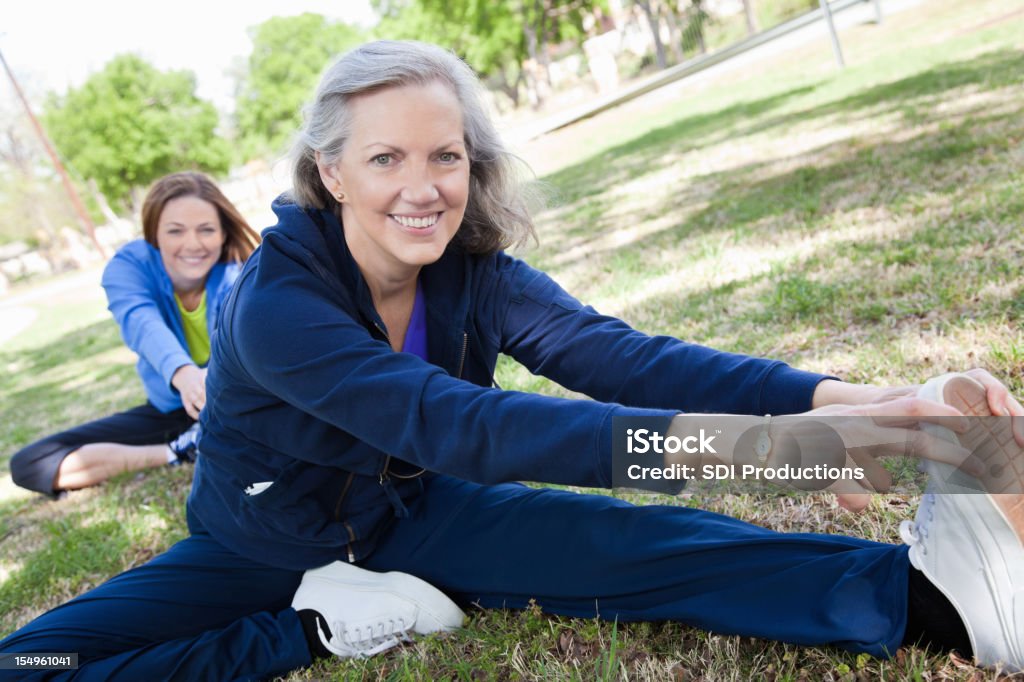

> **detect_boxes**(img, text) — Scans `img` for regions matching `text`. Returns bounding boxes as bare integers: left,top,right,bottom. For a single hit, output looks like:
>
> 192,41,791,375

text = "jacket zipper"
331,472,357,562
343,521,357,563
333,471,355,520
456,331,468,379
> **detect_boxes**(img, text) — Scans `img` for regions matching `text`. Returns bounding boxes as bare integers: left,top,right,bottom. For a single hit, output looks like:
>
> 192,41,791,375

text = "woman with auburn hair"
8,171,260,497
1,42,1022,681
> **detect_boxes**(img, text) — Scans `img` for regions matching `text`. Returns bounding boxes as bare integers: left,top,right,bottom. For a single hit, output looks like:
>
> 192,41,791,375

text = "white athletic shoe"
291,561,466,658
900,373,1024,672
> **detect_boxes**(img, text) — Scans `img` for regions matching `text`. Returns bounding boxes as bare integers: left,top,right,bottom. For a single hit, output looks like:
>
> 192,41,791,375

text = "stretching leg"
364,476,910,657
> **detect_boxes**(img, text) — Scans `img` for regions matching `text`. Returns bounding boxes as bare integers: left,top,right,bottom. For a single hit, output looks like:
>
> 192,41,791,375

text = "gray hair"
290,40,537,255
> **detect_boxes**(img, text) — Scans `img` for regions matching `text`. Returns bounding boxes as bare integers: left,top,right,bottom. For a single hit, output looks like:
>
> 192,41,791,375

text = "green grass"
3,0,1024,679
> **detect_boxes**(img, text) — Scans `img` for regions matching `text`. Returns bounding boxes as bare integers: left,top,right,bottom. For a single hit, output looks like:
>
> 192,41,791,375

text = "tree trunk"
662,0,685,63
519,0,547,108
743,0,758,35
636,0,668,69
692,0,707,54
495,65,522,109
88,178,121,223
537,0,553,86
32,202,61,271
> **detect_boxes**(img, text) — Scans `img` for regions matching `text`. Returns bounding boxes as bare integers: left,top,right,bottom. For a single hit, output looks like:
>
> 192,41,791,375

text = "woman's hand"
799,399,973,511
814,370,1024,443
172,364,207,419
667,399,976,513
810,369,1024,510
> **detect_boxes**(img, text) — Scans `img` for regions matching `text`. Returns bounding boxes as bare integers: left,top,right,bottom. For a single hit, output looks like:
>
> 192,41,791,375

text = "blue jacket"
190,197,829,570
101,239,239,413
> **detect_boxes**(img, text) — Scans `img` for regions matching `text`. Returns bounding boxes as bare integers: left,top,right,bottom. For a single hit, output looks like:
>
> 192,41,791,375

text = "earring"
335,191,346,203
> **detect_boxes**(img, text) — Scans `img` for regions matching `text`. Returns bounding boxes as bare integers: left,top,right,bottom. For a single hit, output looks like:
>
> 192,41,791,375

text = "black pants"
8,403,194,496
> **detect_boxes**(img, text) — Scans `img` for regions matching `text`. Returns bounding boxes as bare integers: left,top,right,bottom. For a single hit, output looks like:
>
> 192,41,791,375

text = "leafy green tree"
374,0,599,108
43,54,229,211
235,14,363,160
375,0,524,103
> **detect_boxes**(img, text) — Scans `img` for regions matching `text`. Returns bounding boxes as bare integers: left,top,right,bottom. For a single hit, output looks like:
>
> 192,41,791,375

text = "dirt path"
0,266,104,347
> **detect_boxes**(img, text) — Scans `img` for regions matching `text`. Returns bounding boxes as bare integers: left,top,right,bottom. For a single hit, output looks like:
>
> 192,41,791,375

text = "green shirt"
175,291,210,366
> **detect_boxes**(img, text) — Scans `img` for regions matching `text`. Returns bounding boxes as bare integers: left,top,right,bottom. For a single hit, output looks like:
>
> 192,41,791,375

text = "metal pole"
819,0,846,68
0,47,107,258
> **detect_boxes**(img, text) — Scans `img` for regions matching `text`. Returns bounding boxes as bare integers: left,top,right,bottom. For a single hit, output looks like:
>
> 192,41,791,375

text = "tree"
235,14,364,160
743,0,759,35
375,0,598,108
43,54,229,211
375,0,523,102
680,0,711,56
0,103,75,248
635,0,668,69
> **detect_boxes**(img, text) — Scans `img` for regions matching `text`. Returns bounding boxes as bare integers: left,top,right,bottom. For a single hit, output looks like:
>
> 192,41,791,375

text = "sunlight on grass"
58,346,136,393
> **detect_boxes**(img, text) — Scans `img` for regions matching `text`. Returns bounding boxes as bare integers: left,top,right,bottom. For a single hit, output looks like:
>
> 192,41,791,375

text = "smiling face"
155,195,225,293
318,81,471,287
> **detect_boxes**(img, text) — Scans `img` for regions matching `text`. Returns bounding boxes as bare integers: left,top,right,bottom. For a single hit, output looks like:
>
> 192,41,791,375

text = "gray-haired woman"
1,40,1021,680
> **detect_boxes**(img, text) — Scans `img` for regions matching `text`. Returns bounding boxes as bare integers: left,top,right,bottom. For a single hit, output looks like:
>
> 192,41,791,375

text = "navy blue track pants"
0,475,910,680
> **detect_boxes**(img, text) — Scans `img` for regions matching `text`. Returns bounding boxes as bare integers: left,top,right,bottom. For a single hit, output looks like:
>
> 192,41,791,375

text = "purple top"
401,278,428,362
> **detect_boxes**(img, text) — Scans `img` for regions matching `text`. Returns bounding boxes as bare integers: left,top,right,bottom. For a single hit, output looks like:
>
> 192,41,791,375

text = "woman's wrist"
171,363,198,391
811,379,915,409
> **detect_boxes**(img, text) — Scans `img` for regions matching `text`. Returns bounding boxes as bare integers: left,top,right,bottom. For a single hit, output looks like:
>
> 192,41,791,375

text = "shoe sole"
297,562,466,634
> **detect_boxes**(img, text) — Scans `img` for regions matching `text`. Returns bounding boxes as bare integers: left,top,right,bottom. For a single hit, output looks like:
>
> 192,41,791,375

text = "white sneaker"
291,561,466,658
900,373,1024,672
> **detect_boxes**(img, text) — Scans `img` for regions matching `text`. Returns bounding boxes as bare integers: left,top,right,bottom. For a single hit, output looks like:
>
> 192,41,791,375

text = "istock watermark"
625,427,718,455
611,415,1024,496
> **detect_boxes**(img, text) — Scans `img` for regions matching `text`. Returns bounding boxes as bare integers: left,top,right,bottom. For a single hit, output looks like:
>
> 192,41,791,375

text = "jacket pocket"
238,461,351,547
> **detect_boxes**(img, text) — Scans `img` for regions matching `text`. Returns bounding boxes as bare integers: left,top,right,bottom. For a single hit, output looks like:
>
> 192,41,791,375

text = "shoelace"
899,492,936,557
319,617,412,657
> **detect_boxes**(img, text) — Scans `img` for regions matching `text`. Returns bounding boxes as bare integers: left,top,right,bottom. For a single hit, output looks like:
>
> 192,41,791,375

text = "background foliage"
234,13,365,161
2,0,851,235
42,55,230,212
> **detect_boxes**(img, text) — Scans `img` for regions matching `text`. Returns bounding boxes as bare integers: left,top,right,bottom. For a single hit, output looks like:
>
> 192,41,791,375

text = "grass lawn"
2,0,1023,678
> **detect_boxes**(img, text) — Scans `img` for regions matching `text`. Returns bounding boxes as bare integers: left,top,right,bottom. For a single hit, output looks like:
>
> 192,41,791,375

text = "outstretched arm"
489,253,829,416
102,244,196,408
812,370,1024,423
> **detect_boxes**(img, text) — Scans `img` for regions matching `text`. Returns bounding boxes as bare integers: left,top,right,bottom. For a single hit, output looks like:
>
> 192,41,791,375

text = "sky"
1,0,378,112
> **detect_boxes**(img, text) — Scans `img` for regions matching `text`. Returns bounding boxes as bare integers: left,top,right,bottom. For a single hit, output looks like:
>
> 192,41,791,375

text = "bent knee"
9,442,71,495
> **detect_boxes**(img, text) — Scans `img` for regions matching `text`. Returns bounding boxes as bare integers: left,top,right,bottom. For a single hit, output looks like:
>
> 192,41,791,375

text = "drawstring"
378,456,426,518
379,474,410,518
